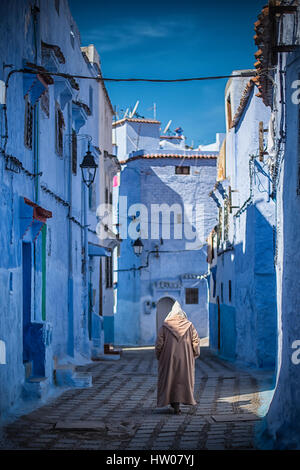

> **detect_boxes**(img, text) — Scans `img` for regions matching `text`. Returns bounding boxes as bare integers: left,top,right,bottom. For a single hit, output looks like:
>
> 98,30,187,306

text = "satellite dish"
129,100,140,118
163,120,172,135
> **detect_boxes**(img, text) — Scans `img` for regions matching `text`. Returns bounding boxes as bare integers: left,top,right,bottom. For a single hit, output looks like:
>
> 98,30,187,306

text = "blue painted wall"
0,0,111,418
115,153,218,345
208,78,277,369
261,44,300,449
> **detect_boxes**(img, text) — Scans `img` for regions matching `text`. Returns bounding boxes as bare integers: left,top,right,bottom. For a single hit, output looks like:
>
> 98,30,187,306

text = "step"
22,376,49,400
54,366,92,388
70,372,93,388
92,353,121,361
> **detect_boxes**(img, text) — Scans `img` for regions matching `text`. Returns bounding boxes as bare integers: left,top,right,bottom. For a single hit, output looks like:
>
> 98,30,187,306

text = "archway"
156,297,175,332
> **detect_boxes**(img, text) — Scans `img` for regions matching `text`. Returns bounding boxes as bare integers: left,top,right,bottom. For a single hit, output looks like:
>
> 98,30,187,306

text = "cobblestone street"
1,343,273,451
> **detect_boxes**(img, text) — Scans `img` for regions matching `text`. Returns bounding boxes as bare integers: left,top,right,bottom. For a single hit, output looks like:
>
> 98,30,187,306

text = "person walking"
155,300,200,415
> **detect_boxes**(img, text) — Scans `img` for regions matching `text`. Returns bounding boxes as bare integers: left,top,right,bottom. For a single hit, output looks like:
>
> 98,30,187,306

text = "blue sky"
69,0,266,147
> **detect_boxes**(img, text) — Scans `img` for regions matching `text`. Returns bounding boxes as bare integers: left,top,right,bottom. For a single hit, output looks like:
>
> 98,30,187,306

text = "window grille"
24,95,33,149
224,199,229,241
55,102,65,156
105,256,113,288
185,288,198,304
175,166,190,175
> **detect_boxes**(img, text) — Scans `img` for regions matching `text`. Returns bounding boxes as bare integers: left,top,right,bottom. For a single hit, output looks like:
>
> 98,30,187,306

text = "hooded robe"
155,301,200,407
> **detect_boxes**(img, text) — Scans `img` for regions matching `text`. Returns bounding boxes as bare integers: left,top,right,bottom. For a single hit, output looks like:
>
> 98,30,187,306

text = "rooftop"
112,117,161,127
120,151,218,164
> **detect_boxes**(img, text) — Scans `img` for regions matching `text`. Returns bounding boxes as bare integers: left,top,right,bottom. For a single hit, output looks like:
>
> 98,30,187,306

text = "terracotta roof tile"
230,80,255,129
120,153,217,164
160,135,183,140
252,3,276,107
113,117,161,127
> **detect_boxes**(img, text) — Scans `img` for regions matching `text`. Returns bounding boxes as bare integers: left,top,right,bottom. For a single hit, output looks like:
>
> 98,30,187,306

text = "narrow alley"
1,342,273,451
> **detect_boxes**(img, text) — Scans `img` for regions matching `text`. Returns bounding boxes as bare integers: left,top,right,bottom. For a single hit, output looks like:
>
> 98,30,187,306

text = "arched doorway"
156,297,175,332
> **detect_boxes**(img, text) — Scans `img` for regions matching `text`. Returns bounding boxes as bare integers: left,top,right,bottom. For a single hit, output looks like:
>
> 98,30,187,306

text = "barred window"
175,166,190,175
224,199,229,241
185,288,198,304
105,256,113,288
89,179,96,211
217,206,223,249
89,86,93,115
24,95,33,149
55,102,65,156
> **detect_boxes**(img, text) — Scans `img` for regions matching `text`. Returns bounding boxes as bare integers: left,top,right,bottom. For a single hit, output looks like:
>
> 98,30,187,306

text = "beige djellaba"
155,301,200,407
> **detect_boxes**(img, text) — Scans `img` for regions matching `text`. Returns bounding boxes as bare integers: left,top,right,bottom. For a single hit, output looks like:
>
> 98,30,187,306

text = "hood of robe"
163,301,191,341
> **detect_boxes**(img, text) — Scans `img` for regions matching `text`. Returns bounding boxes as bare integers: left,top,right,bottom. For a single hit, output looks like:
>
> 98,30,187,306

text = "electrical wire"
7,67,258,84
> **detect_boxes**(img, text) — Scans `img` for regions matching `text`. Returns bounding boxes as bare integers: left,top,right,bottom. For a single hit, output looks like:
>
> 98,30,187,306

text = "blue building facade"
113,117,220,345
207,71,277,368
0,0,116,419
250,2,300,450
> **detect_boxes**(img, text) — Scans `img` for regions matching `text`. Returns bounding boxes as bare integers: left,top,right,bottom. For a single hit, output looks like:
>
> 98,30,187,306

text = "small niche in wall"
9,272,13,294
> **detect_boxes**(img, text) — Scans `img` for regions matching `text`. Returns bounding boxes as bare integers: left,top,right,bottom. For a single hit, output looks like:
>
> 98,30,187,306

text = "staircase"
53,358,92,388
22,361,49,400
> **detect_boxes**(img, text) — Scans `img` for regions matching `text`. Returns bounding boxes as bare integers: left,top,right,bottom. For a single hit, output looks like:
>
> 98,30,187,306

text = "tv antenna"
129,100,139,118
163,120,172,135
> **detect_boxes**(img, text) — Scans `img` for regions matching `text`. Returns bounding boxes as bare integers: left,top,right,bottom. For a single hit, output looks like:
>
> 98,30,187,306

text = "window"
176,166,190,175
185,288,198,304
71,129,77,174
24,95,33,149
226,95,232,129
105,256,113,288
224,199,229,241
89,179,96,211
229,280,232,303
89,86,93,115
54,0,60,14
55,102,65,156
217,207,223,249
70,27,75,49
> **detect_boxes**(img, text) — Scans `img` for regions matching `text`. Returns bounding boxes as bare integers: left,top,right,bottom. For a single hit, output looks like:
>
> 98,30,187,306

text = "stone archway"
156,297,175,333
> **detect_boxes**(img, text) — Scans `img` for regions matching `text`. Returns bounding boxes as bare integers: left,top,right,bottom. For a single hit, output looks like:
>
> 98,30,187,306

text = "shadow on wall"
209,204,277,370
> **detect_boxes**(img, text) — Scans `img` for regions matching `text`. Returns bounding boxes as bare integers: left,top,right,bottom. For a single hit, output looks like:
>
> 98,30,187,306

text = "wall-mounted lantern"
133,238,144,256
80,142,98,187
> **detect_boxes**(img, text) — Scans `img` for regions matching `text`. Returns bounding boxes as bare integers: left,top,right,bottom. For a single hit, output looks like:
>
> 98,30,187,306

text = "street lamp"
80,142,98,187
133,238,144,256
